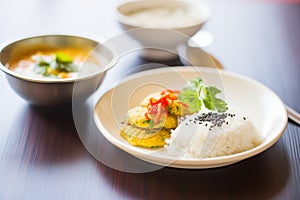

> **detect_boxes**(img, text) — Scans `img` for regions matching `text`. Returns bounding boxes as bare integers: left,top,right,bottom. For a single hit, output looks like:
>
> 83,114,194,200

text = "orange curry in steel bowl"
7,48,93,79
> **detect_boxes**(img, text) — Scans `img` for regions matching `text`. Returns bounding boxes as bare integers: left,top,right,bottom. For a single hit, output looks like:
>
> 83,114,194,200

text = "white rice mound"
165,107,262,158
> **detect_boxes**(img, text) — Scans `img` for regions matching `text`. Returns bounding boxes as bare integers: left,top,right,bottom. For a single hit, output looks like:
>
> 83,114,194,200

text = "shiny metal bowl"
0,34,118,106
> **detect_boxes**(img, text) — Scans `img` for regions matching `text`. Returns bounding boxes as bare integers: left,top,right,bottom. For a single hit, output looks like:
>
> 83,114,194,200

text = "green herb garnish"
178,77,228,113
203,86,228,112
145,119,155,128
178,90,202,113
33,52,78,78
56,52,73,64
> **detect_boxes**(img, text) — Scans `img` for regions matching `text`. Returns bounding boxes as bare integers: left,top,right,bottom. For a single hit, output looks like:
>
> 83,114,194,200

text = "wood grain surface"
0,0,299,199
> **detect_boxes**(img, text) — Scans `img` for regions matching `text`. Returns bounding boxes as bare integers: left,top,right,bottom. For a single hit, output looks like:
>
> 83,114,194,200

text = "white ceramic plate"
94,67,287,169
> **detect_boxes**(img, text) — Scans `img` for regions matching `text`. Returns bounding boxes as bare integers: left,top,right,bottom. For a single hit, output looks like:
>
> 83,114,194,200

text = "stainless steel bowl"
0,34,118,106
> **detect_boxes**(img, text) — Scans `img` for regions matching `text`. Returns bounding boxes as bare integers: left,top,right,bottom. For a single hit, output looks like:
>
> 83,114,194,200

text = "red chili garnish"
153,103,163,125
144,112,150,120
167,93,177,100
146,90,181,125
148,104,158,114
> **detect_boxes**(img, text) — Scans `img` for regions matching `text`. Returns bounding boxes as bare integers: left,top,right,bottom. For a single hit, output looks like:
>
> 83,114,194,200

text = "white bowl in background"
116,0,211,60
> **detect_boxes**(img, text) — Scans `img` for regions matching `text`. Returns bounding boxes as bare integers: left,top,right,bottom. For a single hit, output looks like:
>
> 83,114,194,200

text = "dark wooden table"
0,0,299,199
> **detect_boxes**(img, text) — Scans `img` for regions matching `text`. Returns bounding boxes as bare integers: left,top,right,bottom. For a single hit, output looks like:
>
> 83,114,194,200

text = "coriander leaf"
56,52,73,64
178,77,228,113
178,90,202,113
38,60,50,67
146,119,155,128
183,77,203,92
202,86,228,112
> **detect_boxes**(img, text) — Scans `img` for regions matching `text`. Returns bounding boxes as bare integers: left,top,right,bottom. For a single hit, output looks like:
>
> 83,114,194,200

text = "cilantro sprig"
178,78,228,113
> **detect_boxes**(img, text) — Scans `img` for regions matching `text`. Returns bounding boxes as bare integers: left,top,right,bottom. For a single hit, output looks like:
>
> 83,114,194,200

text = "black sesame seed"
189,111,235,129
243,117,246,120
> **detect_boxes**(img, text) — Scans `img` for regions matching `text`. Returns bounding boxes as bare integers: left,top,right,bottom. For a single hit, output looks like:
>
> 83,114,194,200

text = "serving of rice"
165,107,262,158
